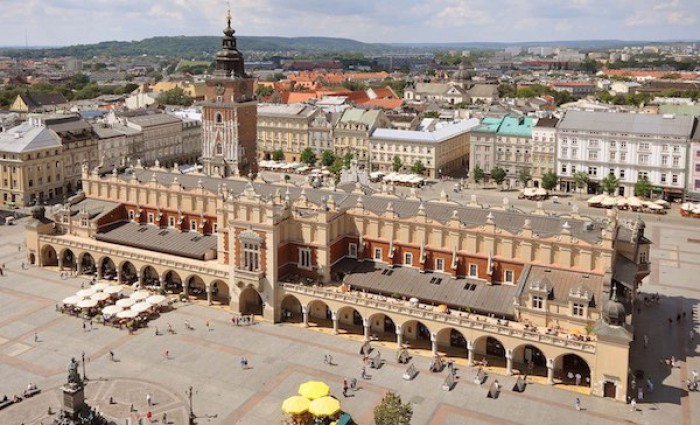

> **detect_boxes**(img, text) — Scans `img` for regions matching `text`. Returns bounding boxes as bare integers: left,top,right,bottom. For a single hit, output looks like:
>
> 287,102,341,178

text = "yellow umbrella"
298,381,330,400
435,304,449,313
282,396,310,415
309,396,341,417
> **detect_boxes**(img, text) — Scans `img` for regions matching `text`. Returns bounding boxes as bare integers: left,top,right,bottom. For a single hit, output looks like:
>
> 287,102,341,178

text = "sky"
1,0,698,47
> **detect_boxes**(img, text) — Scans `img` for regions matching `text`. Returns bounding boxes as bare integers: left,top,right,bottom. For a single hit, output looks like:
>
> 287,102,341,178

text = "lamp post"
187,386,195,425
81,351,88,382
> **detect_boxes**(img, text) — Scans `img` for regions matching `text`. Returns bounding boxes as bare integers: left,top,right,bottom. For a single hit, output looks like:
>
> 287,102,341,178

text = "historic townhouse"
333,108,391,168
531,118,558,188
257,104,319,162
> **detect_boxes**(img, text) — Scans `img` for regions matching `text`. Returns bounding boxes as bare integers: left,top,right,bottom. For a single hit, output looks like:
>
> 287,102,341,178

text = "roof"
371,119,479,144
333,258,517,317
258,104,317,118
68,198,120,221
466,84,498,98
535,117,559,128
471,117,504,133
519,264,602,308
413,83,451,95
363,99,403,110
126,114,181,128
613,254,638,290
95,221,217,260
19,92,67,108
0,122,62,153
338,108,382,126
497,116,535,138
558,110,696,138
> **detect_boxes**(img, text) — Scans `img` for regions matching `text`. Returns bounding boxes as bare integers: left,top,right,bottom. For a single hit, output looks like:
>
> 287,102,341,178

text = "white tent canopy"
146,295,167,306
102,305,123,315
62,296,83,306
116,310,138,319
130,290,150,301
104,285,124,295
77,288,97,298
92,283,109,292
131,302,152,313
77,299,98,309
90,292,110,302
116,298,136,308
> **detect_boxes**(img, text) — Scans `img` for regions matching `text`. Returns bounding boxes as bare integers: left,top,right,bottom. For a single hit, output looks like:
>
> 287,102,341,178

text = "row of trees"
572,171,653,197
472,165,558,190
273,148,428,176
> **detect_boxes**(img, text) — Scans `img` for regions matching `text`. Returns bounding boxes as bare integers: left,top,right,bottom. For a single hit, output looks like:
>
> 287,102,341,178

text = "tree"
374,392,412,425
343,152,354,168
392,156,403,172
321,150,336,167
573,171,590,199
517,169,532,187
300,147,317,166
411,160,426,175
541,171,558,191
255,85,274,97
491,167,507,187
157,87,192,106
328,158,344,176
601,174,620,195
472,165,485,183
635,176,652,198
422,111,440,119
271,149,284,161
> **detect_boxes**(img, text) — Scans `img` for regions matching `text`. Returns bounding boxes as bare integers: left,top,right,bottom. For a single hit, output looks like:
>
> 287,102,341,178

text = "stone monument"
61,357,86,420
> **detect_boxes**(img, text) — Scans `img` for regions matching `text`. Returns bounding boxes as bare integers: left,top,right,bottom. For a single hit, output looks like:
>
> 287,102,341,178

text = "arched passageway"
336,306,364,336
141,265,159,288
365,313,397,342
61,249,76,271
401,320,433,351
186,275,207,300
307,300,332,328
100,257,117,280
162,270,183,293
79,253,96,275
210,280,230,306
512,344,548,377
280,295,303,323
239,286,263,315
555,354,591,387
473,336,507,368
41,245,58,267
120,261,137,285
435,327,468,358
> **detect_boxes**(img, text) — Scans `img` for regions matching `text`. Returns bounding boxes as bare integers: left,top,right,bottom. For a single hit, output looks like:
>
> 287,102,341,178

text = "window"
639,142,650,151
638,171,649,180
638,154,649,164
561,147,568,157
299,248,312,269
609,152,615,161
242,242,260,271
190,220,197,231
561,164,567,174
435,258,444,272
672,174,678,184
662,144,669,152
620,141,627,149
374,248,382,261
168,216,175,227
468,264,478,278
620,169,626,179
620,152,627,162
348,243,358,258
639,251,648,264
531,295,543,309
661,156,668,166
572,303,584,317
571,165,577,174
673,157,680,167
504,270,514,284
610,140,617,148
571,148,578,157
404,252,413,266
213,223,218,233
673,145,681,153
661,174,667,183
216,143,223,155
128,210,135,220
147,213,154,224
588,167,598,176
588,151,598,161
215,112,223,123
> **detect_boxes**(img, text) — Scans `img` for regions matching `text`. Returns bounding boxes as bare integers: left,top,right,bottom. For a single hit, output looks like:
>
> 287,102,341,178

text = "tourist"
643,335,648,349
146,393,152,407
630,398,636,411
575,373,582,386
342,379,348,397
575,397,581,411
34,332,38,342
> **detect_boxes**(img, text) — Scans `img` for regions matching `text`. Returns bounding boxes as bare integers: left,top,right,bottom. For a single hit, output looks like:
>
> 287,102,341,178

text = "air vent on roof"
583,222,594,231
138,227,148,232
544,269,551,273
662,114,675,119
582,274,590,279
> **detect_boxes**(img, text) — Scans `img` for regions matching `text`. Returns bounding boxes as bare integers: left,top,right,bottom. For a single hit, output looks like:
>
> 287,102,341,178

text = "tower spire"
214,1,245,78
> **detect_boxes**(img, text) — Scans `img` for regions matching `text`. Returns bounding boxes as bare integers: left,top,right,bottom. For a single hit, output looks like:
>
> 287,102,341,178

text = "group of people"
0,383,40,409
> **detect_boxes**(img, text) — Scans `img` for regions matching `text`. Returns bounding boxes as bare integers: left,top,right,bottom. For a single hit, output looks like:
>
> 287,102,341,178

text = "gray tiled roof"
333,258,517,317
519,264,602,308
125,169,606,245
95,221,217,260
69,198,120,221
558,110,695,138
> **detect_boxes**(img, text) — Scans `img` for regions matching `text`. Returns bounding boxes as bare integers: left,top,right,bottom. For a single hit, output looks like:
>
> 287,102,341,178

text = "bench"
0,400,14,411
22,389,40,398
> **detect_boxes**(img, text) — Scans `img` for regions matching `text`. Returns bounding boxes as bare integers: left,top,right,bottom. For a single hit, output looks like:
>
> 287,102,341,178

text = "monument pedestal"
61,383,86,420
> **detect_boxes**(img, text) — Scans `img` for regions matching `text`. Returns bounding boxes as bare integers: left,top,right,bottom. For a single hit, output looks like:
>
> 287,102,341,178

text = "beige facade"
257,104,318,162
333,108,390,167
531,118,558,186
26,145,647,405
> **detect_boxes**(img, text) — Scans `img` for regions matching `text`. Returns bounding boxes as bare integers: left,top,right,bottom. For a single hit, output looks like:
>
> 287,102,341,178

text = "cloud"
0,0,698,46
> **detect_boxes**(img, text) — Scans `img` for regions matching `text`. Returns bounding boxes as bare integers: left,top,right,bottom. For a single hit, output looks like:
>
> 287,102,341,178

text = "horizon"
0,0,698,48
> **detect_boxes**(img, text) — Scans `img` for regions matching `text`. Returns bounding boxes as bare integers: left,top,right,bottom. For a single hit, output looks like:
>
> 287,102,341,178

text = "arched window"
215,112,223,124
216,143,223,155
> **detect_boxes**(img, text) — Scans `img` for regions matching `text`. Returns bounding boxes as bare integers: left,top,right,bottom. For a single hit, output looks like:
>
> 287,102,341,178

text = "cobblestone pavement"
0,212,698,425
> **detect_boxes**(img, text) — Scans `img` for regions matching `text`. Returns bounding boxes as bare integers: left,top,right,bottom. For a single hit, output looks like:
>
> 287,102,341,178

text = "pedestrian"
164,349,169,359
342,379,348,397
328,354,333,365
146,411,152,421
643,334,648,349
637,387,643,401
34,332,38,342
83,322,87,332
646,378,654,392
162,412,167,424
630,398,637,411
360,365,367,379
109,350,114,361
0,266,4,276
350,378,357,391
89,319,93,330
146,393,152,407
206,321,211,331
575,397,581,411
323,355,328,364
575,373,582,386
155,327,159,336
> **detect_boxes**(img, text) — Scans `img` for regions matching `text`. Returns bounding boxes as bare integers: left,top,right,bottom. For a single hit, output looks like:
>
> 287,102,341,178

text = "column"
506,349,513,376
206,287,213,305
363,318,370,342
331,311,339,335
159,277,164,291
546,359,554,385
138,271,144,288
431,333,438,356
396,325,403,348
58,258,63,271
117,267,123,284
302,306,309,327
467,341,475,366
183,282,189,297
96,264,103,279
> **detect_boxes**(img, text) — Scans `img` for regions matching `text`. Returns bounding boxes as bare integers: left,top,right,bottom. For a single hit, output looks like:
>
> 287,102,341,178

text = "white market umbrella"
102,305,123,315
116,298,136,308
62,296,83,306
77,288,97,298
600,196,618,207
116,310,138,319
534,187,548,196
130,290,150,301
77,299,98,309
131,302,152,314
92,283,109,292
587,195,604,204
627,197,644,208
146,295,167,306
104,285,124,295
645,202,663,210
91,292,110,302
654,199,670,208
409,297,419,304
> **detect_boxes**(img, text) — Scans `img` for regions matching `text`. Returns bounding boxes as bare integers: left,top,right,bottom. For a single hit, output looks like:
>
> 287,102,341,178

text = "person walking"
575,397,581,411
164,350,169,359
34,332,38,342
575,373,582,386
643,334,648,349
630,398,637,411
342,379,348,397
360,365,367,380
109,351,114,361
146,393,152,407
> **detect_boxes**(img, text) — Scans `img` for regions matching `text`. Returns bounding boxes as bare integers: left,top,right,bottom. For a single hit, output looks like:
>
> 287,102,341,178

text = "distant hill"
0,36,382,59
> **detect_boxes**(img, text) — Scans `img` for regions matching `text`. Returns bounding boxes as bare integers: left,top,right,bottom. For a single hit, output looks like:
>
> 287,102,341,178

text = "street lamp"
187,386,195,425
81,351,88,382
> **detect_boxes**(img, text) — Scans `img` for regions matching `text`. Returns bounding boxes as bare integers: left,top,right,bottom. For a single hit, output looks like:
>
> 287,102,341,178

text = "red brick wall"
233,227,267,271
330,236,358,264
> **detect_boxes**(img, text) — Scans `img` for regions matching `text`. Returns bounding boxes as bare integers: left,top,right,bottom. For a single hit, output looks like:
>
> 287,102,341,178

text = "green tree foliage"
497,83,517,98
342,80,367,91
328,158,344,175
392,156,403,172
374,392,413,425
157,87,193,106
300,147,317,166
518,169,532,187
541,171,558,191
635,176,652,198
491,167,507,186
601,174,620,195
343,152,354,168
422,111,440,119
255,85,274,97
472,165,485,183
272,149,284,161
573,171,590,198
321,150,336,167
411,160,426,175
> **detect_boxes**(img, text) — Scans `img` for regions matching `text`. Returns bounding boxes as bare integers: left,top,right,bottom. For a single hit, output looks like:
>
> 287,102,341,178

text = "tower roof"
214,5,246,78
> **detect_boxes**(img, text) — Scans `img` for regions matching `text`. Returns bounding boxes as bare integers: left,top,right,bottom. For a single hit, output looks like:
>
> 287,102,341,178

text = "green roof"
471,117,503,133
497,116,534,137
659,104,700,117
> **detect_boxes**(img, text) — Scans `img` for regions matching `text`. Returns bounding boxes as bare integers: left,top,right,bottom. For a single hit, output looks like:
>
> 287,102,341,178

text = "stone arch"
99,257,117,280
239,285,263,315
306,299,332,327
473,335,507,368
435,327,468,358
41,245,58,267
29,253,36,265
280,294,303,323
210,279,229,306
512,344,548,377
78,252,96,275
336,306,364,335
162,270,183,293
140,265,160,287
400,319,434,351
185,274,207,300
59,248,76,271
554,353,591,387
366,312,397,340
119,261,138,285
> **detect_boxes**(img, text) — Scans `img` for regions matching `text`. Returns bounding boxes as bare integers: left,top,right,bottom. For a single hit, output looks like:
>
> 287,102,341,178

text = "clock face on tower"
216,84,225,96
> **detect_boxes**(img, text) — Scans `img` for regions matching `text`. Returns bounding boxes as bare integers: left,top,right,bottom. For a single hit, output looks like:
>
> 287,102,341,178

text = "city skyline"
1,0,699,48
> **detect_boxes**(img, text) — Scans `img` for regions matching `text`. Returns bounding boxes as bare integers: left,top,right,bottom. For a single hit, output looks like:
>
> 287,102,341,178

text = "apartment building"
531,118,558,187
257,104,318,162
